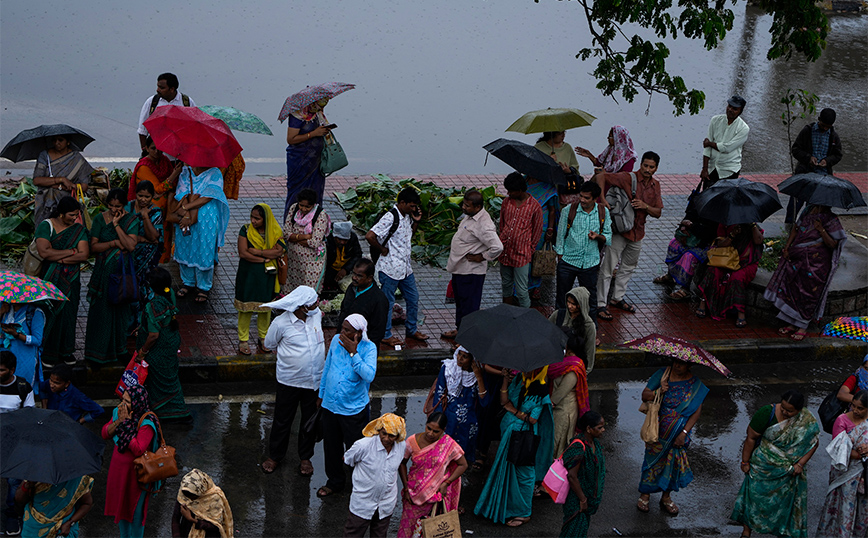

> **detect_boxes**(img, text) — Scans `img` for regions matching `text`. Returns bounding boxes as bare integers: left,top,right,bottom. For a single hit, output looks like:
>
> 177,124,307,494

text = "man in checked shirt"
498,172,543,308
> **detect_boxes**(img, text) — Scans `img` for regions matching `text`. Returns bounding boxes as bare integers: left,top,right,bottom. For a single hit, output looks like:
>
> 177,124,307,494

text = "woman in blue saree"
284,98,332,219
637,359,708,516
16,475,94,538
171,167,229,303
474,367,554,527
431,346,492,464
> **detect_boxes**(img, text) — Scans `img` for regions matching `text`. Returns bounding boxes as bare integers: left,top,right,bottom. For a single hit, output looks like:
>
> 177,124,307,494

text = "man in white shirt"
442,190,503,339
342,413,406,538
259,286,325,477
700,95,749,189
365,187,428,347
137,72,196,150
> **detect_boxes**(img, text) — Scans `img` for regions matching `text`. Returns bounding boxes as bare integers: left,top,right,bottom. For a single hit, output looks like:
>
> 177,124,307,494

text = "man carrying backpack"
137,72,196,150
1,350,35,536
594,151,663,321
365,187,428,348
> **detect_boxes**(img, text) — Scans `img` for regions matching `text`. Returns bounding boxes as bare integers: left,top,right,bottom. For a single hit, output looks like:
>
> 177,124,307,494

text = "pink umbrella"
143,105,242,168
619,333,731,376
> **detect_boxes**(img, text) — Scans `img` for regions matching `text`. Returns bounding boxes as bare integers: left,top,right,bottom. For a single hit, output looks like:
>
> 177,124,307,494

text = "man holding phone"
365,187,428,347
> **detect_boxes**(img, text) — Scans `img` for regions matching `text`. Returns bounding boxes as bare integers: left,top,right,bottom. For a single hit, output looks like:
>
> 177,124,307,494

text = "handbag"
420,500,461,538
115,353,149,398
320,131,348,177
707,246,740,271
22,220,53,277
818,389,849,434
531,242,557,277
542,438,585,504
639,367,669,414
640,368,670,443
74,185,93,230
507,422,540,467
107,252,141,305
133,411,178,490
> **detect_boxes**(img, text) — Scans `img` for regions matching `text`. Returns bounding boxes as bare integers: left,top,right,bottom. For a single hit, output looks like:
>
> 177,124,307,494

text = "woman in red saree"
695,222,764,327
398,412,468,538
130,137,182,263
765,205,846,341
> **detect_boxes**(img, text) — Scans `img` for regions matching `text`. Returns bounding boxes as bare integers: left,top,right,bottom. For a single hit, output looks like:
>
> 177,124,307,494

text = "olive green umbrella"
505,107,596,134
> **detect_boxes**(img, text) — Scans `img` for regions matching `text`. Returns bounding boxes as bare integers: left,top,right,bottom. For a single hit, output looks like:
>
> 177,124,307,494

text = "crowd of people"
0,70,857,537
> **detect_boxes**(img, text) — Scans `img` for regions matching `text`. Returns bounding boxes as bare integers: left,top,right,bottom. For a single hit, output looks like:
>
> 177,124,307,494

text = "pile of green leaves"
334,174,502,268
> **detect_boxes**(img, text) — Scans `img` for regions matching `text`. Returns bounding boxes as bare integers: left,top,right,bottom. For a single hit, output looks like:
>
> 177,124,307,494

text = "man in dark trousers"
788,107,844,224
339,259,389,351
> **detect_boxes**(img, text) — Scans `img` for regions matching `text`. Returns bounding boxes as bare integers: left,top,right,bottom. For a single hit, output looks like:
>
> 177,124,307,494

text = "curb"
76,338,868,390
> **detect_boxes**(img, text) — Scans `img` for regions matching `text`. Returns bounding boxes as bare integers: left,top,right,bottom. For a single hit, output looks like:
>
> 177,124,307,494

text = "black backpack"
148,93,191,116
370,208,401,265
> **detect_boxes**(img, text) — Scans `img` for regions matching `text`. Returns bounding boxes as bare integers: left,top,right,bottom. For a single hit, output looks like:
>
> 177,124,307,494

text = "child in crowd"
38,365,104,423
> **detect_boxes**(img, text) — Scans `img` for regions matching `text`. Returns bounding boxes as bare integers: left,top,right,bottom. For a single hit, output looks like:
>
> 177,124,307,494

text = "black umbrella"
693,177,782,225
483,138,566,186
777,172,866,210
456,304,567,372
1,407,104,483
1,124,95,162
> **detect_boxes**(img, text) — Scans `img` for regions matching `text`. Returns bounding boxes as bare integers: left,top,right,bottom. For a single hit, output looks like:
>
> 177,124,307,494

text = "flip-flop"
597,309,614,321
238,341,252,356
194,290,210,303
660,498,679,516
694,308,707,319
316,486,335,498
176,285,195,298
790,332,807,341
778,326,796,335
610,299,636,313
637,498,650,513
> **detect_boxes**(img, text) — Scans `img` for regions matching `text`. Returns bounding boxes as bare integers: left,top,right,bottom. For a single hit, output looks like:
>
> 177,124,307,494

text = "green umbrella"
198,105,273,136
505,107,596,134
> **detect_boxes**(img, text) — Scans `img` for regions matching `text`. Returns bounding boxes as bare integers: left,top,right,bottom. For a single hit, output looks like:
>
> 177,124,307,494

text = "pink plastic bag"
115,353,149,398
542,438,585,504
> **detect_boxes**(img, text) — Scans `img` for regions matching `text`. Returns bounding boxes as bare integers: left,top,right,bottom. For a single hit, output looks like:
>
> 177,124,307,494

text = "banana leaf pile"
334,174,502,268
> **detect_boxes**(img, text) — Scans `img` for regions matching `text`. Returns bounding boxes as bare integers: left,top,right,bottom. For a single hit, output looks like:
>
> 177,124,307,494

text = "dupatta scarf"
644,368,708,469
130,154,174,201
41,222,88,295
23,476,94,538
597,125,638,173
247,203,283,290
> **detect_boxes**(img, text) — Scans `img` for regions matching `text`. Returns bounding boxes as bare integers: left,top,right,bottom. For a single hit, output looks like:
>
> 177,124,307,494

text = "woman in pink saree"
398,412,469,538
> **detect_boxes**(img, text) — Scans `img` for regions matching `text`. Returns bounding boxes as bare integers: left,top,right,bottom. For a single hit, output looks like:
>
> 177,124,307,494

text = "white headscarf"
333,221,353,240
261,286,318,312
443,346,477,398
344,313,370,341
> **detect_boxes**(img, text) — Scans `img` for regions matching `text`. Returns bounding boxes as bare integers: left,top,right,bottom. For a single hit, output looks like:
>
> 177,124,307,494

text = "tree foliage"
541,0,829,115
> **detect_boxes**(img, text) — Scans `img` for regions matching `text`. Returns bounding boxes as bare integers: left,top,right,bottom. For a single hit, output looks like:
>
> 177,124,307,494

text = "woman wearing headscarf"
431,346,492,464
284,97,333,218
31,135,94,225
548,286,597,372
474,367,554,527
765,204,846,341
171,469,234,538
170,166,230,304
324,221,363,291
343,413,407,538
283,188,331,294
398,412,468,538
548,335,590,458
138,268,190,422
235,203,285,355
101,384,161,537
130,137,182,263
575,125,638,174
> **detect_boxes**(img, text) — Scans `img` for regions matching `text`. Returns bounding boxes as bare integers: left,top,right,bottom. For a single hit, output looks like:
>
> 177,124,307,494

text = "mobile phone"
1,323,20,331
324,123,337,129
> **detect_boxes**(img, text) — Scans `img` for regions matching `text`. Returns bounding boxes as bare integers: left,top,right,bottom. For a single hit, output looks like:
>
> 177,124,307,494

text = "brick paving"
67,172,867,361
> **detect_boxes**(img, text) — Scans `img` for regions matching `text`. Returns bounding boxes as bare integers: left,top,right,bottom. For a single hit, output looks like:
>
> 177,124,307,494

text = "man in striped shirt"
498,173,543,308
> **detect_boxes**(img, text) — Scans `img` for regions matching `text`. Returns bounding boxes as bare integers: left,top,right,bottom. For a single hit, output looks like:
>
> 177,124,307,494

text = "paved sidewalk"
65,172,867,370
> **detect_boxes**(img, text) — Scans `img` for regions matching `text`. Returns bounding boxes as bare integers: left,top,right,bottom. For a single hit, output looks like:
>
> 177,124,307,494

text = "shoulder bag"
604,172,637,234
543,437,585,504
134,411,178,490
818,387,849,434
22,221,52,277
107,252,141,305
320,131,348,177
531,242,557,277
639,368,670,443
507,420,541,467
707,246,740,271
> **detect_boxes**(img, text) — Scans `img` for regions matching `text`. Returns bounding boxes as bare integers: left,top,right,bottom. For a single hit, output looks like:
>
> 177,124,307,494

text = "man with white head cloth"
260,286,325,476
316,313,378,498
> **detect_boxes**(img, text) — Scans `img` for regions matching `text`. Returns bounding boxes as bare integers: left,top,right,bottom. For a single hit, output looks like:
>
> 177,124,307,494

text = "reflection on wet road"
75,360,863,537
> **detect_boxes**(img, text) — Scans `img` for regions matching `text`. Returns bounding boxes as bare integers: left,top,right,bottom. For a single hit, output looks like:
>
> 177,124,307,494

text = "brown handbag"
133,411,178,489
707,246,740,271
531,242,558,277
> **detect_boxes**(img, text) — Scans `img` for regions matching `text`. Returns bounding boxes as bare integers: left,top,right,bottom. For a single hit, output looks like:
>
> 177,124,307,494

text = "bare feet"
262,458,279,474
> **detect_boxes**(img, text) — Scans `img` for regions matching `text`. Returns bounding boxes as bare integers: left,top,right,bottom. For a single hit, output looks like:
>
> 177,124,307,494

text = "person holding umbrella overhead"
31,134,94,226
788,108,843,224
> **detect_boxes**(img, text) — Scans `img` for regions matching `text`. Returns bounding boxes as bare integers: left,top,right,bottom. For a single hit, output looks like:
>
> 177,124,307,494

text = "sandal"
660,498,679,516
239,341,252,356
298,460,314,477
790,331,807,341
778,326,796,335
506,517,529,527
257,340,272,354
597,309,614,321
669,289,689,300
261,458,279,474
176,285,195,298
694,308,707,319
653,275,674,285
194,290,210,303
610,299,636,313
637,497,650,513
316,486,335,498
735,318,748,328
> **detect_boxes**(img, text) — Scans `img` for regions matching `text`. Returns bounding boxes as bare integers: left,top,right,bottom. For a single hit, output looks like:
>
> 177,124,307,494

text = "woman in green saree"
731,390,820,538
35,196,89,365
15,475,94,538
84,188,140,364
136,267,190,422
560,410,607,538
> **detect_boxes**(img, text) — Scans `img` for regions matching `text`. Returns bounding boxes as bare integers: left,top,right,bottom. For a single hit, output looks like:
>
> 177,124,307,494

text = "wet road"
69,359,863,537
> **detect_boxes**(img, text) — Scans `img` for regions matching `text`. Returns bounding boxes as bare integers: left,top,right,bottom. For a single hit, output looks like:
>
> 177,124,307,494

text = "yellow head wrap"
362,413,406,442
245,203,284,292
523,365,549,390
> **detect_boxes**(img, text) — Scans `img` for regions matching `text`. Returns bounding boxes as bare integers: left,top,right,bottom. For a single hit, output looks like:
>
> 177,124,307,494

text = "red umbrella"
142,105,242,168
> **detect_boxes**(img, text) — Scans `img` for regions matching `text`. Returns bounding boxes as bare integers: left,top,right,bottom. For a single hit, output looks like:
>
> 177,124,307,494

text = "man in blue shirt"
554,181,612,320
788,108,843,224
38,365,103,423
316,314,377,498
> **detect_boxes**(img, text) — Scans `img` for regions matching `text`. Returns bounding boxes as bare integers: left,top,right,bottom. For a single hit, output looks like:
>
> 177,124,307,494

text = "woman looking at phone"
283,97,333,219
